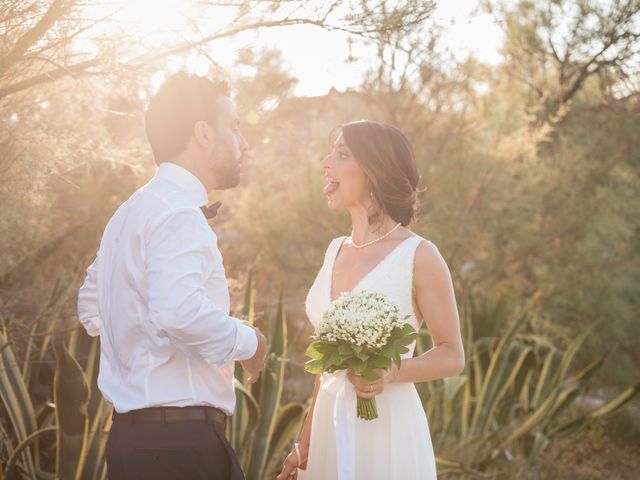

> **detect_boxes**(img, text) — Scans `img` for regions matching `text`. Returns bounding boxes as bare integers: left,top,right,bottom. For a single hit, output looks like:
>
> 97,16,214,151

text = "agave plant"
1,265,303,480
0,316,111,480
227,273,307,480
415,291,640,475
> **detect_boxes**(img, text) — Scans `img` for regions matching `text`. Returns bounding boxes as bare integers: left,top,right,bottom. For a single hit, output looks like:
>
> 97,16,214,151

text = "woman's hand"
276,443,307,480
346,363,399,398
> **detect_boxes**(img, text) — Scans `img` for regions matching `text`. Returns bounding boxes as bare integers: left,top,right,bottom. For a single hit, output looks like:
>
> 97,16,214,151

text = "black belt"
112,406,227,428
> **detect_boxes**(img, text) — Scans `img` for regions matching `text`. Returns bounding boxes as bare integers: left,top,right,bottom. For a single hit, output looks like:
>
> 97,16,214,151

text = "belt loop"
161,407,166,425
129,411,134,425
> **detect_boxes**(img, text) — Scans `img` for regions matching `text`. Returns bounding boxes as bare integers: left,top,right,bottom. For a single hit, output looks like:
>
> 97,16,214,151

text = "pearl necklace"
348,222,402,249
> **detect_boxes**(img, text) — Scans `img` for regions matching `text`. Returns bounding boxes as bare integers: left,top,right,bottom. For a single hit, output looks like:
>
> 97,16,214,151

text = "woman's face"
320,133,370,209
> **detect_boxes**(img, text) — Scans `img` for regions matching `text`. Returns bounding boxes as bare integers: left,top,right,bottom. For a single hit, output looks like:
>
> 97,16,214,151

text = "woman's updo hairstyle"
340,120,420,227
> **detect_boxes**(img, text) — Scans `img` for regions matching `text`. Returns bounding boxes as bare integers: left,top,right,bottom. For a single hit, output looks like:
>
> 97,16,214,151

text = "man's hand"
240,324,267,384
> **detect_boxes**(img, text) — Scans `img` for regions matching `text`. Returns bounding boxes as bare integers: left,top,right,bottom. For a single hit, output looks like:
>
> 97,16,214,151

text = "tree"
0,0,434,99
486,0,640,128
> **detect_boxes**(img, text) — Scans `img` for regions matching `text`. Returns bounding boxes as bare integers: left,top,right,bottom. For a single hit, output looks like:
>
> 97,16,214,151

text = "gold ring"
369,385,373,392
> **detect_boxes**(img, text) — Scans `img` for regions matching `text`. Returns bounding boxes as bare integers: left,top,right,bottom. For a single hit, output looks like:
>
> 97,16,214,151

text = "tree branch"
0,59,99,99
0,0,77,78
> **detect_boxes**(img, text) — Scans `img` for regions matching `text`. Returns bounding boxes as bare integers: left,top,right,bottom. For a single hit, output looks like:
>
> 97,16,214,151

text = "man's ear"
193,120,215,149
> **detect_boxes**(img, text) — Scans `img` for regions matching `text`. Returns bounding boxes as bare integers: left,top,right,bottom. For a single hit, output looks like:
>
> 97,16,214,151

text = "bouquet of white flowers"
304,290,417,420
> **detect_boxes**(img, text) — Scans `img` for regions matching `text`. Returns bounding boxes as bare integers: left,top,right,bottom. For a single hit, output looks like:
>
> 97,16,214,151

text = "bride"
277,120,466,480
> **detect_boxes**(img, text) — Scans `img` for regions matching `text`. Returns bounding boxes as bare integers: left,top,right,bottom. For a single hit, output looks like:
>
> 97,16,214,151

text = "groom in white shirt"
77,72,267,480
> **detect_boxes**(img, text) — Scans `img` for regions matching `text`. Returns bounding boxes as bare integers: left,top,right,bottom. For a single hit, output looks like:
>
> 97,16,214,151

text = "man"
77,72,267,480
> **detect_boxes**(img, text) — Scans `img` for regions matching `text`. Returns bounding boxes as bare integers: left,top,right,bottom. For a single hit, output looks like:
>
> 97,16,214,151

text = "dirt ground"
535,426,640,480
442,421,640,479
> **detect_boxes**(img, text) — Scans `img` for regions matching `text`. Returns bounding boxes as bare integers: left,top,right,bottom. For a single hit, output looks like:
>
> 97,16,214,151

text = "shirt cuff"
80,316,100,337
233,322,258,361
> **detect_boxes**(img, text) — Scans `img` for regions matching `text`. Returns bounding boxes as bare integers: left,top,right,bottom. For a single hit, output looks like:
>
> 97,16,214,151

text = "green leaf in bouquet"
356,350,371,362
389,323,414,338
394,351,403,368
370,355,391,370
304,359,324,374
380,348,396,359
343,357,361,368
386,330,402,344
338,343,357,357
400,323,417,334
346,357,367,375
391,325,417,343
316,342,338,356
391,332,416,346
397,333,418,346
326,350,342,368
354,363,368,375
305,342,323,360
393,358,404,369
362,369,381,382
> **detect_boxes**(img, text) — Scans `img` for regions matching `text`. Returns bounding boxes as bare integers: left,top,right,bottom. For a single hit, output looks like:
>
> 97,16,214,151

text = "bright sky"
82,0,505,97
260,0,505,96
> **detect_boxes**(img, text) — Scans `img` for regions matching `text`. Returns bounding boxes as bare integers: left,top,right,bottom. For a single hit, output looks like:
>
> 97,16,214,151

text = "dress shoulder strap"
366,234,427,325
324,236,347,263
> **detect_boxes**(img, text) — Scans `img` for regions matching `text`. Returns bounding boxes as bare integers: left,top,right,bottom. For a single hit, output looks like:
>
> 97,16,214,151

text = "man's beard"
210,147,241,189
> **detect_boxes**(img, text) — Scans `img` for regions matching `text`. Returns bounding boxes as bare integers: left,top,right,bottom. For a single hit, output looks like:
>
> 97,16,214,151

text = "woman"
277,120,465,480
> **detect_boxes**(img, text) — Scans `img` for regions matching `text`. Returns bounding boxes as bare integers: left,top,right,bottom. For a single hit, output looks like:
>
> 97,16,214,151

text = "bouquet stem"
356,396,378,420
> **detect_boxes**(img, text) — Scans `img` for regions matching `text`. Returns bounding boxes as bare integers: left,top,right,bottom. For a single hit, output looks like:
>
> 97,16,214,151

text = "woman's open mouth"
323,181,339,196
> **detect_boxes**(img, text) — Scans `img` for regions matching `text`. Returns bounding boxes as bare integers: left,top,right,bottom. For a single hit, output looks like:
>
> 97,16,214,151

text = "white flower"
316,290,406,349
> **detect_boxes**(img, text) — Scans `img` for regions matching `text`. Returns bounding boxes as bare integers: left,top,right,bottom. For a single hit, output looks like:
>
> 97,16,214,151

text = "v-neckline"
328,234,415,303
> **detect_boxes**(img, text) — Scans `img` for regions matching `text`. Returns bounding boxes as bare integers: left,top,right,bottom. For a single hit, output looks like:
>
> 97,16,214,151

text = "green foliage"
304,322,417,381
416,291,640,475
0,1,639,477
227,276,306,480
53,336,90,480
0,320,110,480
221,1,640,396
0,272,304,480
304,320,417,420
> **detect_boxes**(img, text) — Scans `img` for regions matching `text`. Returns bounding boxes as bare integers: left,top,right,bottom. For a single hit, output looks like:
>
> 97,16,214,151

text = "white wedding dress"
298,234,438,480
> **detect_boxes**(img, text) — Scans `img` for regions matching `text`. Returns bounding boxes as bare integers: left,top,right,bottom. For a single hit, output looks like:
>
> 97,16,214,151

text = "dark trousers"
106,412,245,479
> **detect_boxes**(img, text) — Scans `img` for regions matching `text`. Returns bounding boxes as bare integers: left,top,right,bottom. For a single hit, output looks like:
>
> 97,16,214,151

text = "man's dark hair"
145,72,230,165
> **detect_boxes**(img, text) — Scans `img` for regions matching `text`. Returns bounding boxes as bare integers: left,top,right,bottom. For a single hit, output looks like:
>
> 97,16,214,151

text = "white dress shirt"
77,162,257,415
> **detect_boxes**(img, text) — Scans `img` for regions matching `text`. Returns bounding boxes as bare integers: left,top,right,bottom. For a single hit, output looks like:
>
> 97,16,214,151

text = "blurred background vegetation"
1,0,639,478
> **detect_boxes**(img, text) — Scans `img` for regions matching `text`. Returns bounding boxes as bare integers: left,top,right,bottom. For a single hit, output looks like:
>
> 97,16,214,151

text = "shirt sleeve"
144,208,258,365
77,253,101,337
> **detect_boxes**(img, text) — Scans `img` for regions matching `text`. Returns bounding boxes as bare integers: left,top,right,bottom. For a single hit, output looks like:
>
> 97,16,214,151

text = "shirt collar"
155,162,209,207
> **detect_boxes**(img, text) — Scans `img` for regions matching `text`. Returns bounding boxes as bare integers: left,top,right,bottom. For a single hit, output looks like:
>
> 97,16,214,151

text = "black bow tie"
200,201,222,220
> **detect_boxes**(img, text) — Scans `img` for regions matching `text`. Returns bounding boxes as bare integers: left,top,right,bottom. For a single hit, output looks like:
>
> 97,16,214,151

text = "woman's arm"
393,240,465,382
276,374,321,478
296,374,321,465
